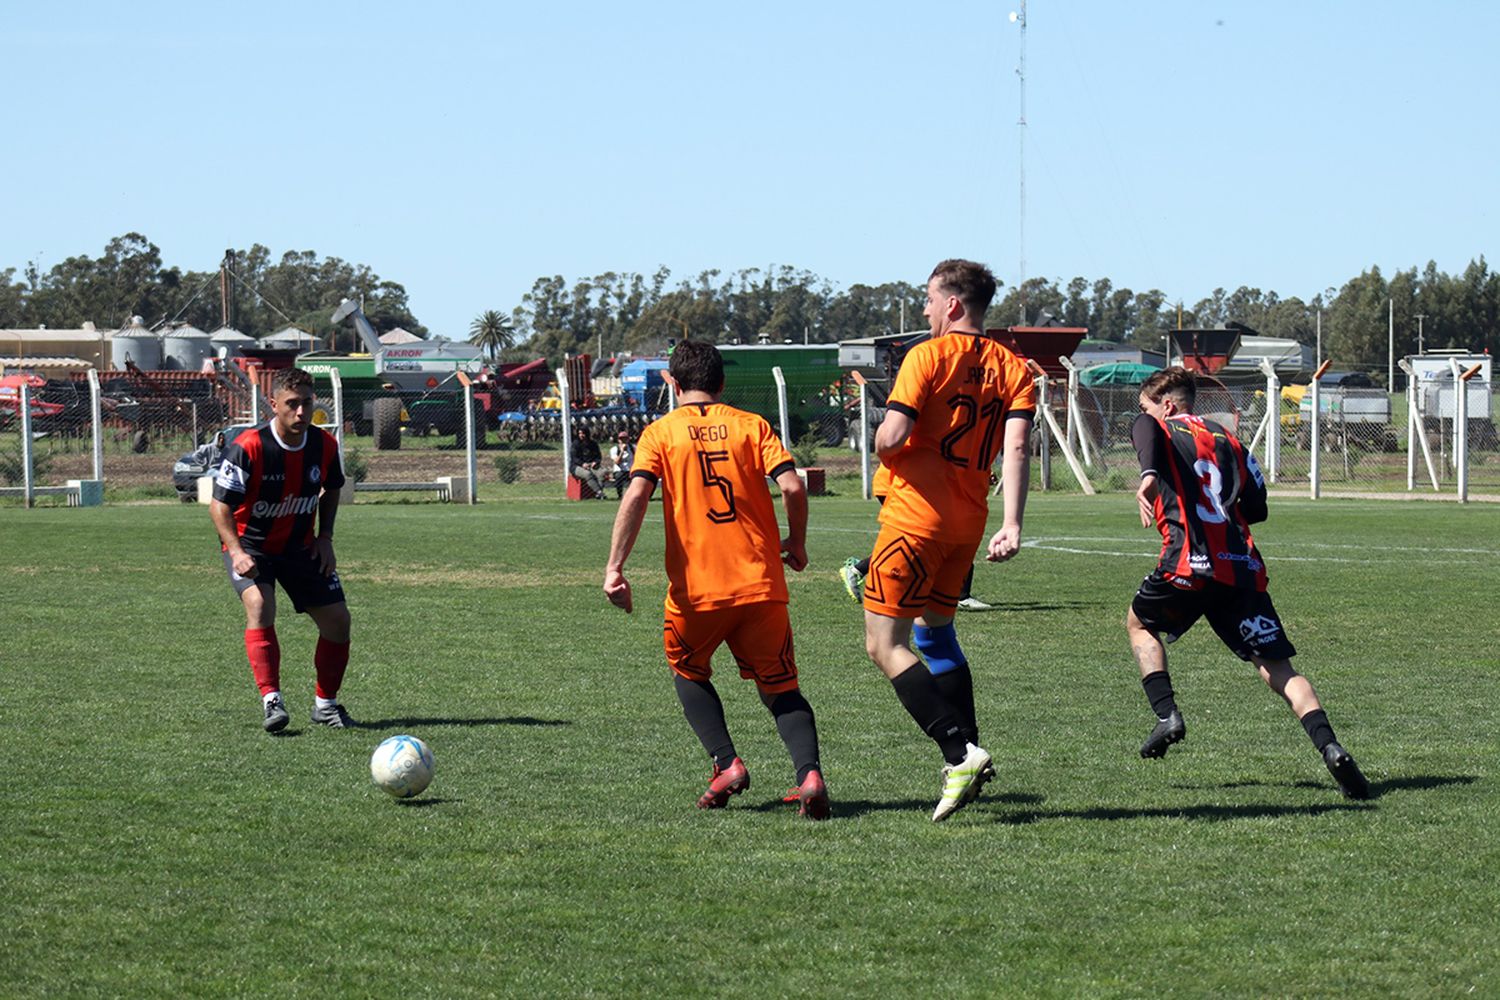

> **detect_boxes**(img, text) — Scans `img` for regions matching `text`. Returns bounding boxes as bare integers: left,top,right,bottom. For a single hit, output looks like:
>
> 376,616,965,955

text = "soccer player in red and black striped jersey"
1127,367,1369,798
210,367,353,734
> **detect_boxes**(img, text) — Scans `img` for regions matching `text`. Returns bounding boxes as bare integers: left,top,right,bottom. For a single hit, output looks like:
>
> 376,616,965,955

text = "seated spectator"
572,426,607,499
609,430,635,499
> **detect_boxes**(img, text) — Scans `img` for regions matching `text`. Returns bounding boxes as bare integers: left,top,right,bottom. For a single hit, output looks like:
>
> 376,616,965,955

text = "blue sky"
7,1,1496,336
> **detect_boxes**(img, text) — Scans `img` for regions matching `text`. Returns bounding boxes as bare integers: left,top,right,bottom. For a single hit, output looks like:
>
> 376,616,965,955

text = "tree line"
0,233,426,349
497,257,1500,379
4,234,1496,379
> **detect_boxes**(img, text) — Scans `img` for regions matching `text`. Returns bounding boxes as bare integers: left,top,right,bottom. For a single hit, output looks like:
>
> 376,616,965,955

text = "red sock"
314,637,351,700
245,627,281,696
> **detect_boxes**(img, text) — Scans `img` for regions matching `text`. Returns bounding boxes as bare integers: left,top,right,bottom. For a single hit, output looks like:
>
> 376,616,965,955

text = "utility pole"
1011,1,1028,325
1415,314,1427,355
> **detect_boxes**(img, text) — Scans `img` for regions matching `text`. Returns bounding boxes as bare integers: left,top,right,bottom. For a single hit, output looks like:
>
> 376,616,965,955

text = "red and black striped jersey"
212,424,345,555
1131,411,1268,590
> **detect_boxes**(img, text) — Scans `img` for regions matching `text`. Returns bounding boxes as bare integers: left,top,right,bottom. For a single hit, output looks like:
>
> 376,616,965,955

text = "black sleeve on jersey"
1130,413,1168,480
211,439,252,506
629,469,659,486
768,459,796,481
887,400,919,420
1237,450,1269,525
1005,408,1036,420
323,433,347,491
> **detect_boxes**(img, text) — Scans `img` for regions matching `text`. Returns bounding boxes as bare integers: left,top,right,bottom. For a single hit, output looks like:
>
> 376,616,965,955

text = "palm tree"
468,309,514,360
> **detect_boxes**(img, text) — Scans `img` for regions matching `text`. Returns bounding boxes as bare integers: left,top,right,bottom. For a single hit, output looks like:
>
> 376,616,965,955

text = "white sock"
263,690,282,705
314,696,338,710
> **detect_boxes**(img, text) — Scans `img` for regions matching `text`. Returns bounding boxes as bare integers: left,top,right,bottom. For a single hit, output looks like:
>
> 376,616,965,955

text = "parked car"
171,424,254,501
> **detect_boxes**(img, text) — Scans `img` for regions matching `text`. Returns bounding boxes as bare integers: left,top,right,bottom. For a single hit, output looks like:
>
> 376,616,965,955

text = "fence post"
462,374,478,505
1309,360,1330,499
557,365,573,486
859,379,872,500
1452,358,1471,503
88,368,103,483
330,368,344,449
1059,357,1098,468
1035,372,1052,490
1262,361,1280,485
771,365,791,451
20,382,35,508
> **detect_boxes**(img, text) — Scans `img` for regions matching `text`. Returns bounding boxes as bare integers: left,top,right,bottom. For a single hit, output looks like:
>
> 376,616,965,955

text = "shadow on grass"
359,716,572,730
785,790,1044,820
1178,773,1475,800
394,798,456,808
987,800,1372,825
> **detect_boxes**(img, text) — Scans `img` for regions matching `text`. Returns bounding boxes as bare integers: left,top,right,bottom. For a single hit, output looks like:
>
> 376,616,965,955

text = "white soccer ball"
370,735,434,798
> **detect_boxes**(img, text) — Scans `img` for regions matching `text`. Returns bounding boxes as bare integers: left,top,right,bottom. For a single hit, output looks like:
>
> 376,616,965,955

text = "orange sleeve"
887,342,935,416
758,417,795,478
633,421,666,482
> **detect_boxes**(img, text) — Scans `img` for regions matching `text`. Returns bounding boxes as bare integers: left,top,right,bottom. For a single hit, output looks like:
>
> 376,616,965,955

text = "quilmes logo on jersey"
216,460,248,493
251,495,320,517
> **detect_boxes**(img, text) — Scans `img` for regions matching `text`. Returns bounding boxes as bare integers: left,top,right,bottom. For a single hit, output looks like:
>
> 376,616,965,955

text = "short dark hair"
930,259,998,317
271,367,314,397
1140,366,1197,410
669,339,724,394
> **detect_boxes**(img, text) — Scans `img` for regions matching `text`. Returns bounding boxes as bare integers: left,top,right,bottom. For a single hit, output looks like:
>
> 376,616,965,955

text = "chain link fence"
4,356,1498,505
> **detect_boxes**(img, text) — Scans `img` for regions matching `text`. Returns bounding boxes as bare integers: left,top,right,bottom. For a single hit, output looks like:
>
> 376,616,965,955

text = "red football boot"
696,757,750,809
781,769,831,821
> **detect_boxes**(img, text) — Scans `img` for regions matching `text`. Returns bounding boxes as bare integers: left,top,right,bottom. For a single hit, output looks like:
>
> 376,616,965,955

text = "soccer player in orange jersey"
603,340,829,819
863,259,1037,821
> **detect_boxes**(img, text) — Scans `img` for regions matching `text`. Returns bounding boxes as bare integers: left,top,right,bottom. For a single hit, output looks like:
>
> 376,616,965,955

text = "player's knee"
913,622,966,675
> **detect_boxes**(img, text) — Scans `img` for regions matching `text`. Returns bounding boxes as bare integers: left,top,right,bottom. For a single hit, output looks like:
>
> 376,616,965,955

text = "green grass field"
3,492,1497,997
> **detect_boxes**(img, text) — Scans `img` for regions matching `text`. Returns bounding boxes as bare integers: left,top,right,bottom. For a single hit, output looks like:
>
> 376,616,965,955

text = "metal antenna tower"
1011,1,1028,324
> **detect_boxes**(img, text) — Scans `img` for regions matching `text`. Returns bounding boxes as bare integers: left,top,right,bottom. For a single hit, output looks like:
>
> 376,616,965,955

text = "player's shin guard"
314,637,351,700
245,627,281,696
915,624,977,745
673,675,736,769
890,664,968,764
1299,708,1337,753
766,689,821,784
1142,670,1179,720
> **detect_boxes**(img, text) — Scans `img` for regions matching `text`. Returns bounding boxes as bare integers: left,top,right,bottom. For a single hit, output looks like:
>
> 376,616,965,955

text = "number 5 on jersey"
698,450,737,523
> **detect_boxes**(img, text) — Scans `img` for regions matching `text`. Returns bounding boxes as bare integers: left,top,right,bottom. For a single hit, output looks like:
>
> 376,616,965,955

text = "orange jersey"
879,332,1036,543
872,462,892,498
632,401,797,612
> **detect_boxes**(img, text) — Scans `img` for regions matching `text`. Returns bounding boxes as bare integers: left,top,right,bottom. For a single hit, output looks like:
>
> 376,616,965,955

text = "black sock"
959,565,974,601
766,689,821,784
1300,709,1337,752
890,664,968,764
855,557,870,576
932,664,978,746
673,675,736,769
1142,672,1178,720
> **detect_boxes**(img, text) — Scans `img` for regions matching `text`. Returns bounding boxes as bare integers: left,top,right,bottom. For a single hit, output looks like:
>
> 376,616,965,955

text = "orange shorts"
863,523,978,619
663,600,799,695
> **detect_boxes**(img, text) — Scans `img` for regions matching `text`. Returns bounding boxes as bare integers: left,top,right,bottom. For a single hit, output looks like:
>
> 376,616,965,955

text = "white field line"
1024,536,1500,564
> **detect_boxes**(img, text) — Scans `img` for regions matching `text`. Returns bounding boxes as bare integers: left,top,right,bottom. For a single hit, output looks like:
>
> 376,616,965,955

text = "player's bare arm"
314,488,339,575
773,468,808,572
874,408,916,462
210,498,257,577
603,475,654,613
987,414,1033,562
1136,472,1160,528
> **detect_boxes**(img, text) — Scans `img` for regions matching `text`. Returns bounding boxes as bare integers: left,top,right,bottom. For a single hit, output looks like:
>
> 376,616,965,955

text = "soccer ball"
370,735,434,798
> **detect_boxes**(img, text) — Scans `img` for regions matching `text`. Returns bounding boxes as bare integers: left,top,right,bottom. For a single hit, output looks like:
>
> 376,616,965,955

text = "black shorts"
1131,570,1296,662
223,547,346,614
